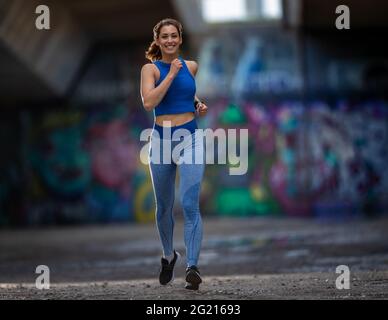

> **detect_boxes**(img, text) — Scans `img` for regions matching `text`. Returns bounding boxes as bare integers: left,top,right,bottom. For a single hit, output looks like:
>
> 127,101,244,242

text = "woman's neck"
160,53,179,64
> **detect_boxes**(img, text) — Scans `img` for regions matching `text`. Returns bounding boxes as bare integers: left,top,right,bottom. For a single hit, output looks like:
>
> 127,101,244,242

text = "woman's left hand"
196,102,208,117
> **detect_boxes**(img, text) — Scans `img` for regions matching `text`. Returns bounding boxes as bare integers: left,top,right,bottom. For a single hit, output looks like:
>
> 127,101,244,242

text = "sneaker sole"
185,269,202,290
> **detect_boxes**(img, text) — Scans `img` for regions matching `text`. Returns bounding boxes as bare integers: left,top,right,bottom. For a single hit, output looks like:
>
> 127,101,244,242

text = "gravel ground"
1,216,388,299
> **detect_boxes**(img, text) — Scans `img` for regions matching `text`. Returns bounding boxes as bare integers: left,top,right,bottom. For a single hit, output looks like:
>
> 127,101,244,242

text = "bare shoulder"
185,60,199,76
141,63,159,83
141,63,156,73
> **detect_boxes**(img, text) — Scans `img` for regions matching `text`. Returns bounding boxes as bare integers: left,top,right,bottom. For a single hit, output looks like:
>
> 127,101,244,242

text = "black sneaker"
185,265,202,290
159,250,180,285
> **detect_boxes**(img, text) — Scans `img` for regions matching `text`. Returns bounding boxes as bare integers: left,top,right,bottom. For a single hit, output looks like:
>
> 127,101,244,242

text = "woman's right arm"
140,60,181,112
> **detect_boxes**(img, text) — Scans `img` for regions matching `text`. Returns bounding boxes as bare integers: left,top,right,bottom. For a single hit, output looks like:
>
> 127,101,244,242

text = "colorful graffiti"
29,112,90,198
25,111,88,224
85,108,137,222
19,104,154,225
307,102,388,218
0,99,387,226
197,99,388,219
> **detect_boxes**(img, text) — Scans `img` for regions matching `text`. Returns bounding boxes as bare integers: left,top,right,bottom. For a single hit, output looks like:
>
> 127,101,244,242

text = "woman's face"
156,24,182,55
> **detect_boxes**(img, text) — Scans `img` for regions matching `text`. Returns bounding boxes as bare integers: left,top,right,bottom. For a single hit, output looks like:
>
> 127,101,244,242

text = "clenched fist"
196,101,208,117
168,58,182,78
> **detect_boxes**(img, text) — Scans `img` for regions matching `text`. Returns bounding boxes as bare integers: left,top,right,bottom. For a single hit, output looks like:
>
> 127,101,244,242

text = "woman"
140,18,208,290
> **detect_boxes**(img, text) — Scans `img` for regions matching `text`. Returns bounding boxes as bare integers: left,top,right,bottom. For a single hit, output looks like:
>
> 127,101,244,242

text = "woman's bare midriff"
155,112,195,127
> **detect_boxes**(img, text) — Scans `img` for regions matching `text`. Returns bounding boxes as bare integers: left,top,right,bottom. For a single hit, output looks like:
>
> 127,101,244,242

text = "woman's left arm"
187,60,208,117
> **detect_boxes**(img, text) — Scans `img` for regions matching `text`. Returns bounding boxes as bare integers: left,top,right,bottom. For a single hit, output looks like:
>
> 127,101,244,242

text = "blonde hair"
145,18,183,62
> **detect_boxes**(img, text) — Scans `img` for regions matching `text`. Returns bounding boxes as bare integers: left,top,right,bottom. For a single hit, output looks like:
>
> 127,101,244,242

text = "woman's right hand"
169,58,183,78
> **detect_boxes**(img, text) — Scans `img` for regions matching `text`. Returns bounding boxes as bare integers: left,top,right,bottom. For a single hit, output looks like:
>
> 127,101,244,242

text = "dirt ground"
1,216,388,300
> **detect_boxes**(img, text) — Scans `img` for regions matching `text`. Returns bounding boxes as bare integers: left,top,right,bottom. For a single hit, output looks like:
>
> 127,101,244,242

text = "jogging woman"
140,18,208,290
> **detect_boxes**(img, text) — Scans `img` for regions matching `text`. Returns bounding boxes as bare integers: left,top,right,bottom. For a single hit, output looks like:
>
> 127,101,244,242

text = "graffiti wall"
18,104,154,225
198,99,388,219
0,99,387,226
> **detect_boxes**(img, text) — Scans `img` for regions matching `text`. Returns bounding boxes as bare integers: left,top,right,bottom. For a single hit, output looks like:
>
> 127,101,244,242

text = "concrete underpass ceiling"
57,0,178,41
0,0,387,107
0,0,179,107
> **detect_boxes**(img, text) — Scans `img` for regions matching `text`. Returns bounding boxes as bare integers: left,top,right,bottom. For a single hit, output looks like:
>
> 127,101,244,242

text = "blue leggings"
149,119,205,267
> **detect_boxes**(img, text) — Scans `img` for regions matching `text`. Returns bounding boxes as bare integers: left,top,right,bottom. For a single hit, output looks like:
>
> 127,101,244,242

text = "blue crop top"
153,57,196,116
